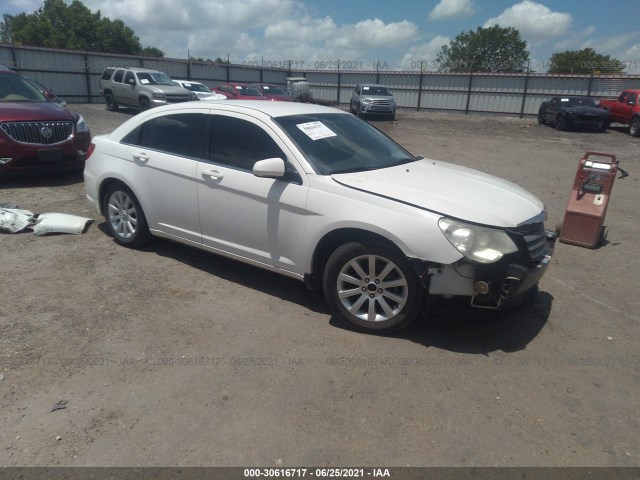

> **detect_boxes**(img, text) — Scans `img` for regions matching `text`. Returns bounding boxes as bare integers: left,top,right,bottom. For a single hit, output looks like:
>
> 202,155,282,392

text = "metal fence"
2,43,640,117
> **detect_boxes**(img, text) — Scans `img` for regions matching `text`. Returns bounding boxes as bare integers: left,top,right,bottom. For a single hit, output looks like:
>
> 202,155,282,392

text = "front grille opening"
1,121,74,145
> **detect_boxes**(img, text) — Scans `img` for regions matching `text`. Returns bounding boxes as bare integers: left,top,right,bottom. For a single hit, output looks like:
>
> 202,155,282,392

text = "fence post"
465,72,473,114
587,72,594,97
84,53,92,103
376,61,380,84
10,45,18,71
416,62,424,111
337,64,341,105
187,56,191,80
520,68,530,119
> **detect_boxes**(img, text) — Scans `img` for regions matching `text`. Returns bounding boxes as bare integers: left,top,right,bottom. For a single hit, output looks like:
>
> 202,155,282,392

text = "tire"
102,182,153,248
556,115,568,131
322,242,424,333
537,109,545,124
105,92,118,112
597,120,610,132
630,118,640,137
139,97,151,111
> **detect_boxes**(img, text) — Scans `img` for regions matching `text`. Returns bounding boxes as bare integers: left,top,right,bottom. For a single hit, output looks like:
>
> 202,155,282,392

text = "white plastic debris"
0,208,35,233
0,205,93,236
33,213,93,236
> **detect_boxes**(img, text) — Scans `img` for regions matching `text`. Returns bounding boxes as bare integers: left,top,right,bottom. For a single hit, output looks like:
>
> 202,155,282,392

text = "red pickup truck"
599,90,640,137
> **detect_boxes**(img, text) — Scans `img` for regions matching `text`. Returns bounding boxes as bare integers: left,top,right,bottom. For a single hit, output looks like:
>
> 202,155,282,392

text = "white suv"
84,101,554,333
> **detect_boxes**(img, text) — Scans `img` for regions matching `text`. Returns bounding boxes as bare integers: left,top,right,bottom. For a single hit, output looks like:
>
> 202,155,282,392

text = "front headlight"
75,115,89,133
361,97,372,104
438,217,518,264
152,92,166,101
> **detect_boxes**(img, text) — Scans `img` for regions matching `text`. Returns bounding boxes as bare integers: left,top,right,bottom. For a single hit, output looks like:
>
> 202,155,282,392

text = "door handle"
133,152,149,162
202,169,224,180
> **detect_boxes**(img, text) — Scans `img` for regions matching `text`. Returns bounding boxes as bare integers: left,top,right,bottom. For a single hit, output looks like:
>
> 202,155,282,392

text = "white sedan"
172,79,226,101
84,101,554,333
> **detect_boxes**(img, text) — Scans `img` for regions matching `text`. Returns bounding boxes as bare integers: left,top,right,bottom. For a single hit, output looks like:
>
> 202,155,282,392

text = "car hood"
150,85,191,95
563,106,607,115
0,101,77,122
331,159,544,227
361,95,394,101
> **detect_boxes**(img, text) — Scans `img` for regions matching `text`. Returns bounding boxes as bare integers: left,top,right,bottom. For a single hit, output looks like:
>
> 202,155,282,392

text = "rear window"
101,68,115,80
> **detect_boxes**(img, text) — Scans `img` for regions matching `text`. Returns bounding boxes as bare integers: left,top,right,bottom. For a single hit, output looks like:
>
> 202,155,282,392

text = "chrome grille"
1,121,73,145
165,94,191,103
371,99,390,105
511,221,547,262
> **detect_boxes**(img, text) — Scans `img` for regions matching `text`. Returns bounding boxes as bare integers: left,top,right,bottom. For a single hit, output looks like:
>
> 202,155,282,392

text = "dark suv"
0,69,91,176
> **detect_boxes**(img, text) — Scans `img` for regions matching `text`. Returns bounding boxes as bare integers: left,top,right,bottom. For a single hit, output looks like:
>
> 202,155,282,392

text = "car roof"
134,100,345,118
359,84,389,88
174,79,205,84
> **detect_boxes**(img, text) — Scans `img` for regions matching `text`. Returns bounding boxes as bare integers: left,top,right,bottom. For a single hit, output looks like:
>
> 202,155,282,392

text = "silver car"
350,84,396,119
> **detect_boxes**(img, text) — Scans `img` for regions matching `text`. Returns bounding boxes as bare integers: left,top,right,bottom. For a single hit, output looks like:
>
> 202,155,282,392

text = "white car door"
121,112,205,243
196,113,308,274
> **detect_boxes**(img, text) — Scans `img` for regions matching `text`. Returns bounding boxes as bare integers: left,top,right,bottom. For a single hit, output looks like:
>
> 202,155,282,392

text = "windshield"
274,113,416,175
261,85,287,95
179,82,210,93
136,72,175,86
236,86,263,96
362,86,391,96
559,97,597,107
0,74,47,102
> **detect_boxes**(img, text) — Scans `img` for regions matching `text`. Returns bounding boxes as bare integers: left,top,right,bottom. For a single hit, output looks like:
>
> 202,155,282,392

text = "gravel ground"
0,103,639,467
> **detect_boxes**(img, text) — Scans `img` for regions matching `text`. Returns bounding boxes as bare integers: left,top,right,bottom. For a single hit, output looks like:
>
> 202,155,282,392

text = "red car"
211,83,269,100
253,83,293,101
0,69,91,176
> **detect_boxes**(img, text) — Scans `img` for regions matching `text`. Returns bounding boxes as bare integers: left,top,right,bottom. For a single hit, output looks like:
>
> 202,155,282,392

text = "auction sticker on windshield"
296,121,337,140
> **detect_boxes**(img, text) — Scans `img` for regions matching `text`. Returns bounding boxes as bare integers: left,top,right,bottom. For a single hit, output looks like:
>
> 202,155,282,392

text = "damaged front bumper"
426,230,557,309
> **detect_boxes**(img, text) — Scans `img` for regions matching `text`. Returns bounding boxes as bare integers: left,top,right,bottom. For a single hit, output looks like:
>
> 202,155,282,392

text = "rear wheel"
323,242,424,333
105,92,118,112
597,120,610,132
102,183,153,248
630,118,640,137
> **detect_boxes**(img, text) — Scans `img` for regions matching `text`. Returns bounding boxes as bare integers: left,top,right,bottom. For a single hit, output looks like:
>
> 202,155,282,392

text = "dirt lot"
1,104,639,468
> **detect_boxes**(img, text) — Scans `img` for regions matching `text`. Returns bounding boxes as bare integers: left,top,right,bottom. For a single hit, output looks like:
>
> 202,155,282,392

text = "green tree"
141,46,164,58
436,25,530,73
0,0,164,56
547,48,625,74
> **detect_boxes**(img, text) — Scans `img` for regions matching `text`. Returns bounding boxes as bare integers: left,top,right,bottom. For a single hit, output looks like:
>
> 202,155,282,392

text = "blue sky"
3,0,640,73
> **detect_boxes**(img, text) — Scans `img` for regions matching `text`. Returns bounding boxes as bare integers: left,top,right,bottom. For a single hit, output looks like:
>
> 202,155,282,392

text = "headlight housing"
438,217,518,264
75,115,89,133
361,97,372,104
152,92,166,101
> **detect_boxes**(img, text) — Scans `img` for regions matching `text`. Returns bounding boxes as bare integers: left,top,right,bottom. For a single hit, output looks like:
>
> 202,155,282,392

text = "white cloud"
484,0,572,42
428,0,475,21
399,35,450,70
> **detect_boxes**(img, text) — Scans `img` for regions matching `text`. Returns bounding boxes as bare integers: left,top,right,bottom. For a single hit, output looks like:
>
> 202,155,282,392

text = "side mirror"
253,158,285,178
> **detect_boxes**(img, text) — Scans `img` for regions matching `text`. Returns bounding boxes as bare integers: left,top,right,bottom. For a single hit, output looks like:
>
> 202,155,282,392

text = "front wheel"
102,183,153,248
556,115,568,131
323,242,424,333
630,118,640,137
139,98,151,111
597,120,610,132
537,109,546,124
